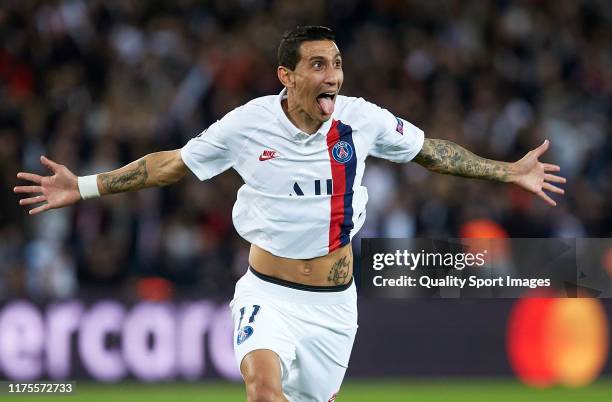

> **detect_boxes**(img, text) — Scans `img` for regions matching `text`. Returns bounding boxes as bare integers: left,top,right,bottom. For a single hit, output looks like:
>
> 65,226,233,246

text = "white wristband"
78,175,100,199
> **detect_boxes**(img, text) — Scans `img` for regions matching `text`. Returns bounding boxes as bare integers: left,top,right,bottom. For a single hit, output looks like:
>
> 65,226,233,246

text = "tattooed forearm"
413,138,516,182
94,150,187,196
327,255,351,285
98,159,149,194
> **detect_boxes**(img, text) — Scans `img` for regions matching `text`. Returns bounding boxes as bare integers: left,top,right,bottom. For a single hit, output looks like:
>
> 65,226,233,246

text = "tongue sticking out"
317,96,335,115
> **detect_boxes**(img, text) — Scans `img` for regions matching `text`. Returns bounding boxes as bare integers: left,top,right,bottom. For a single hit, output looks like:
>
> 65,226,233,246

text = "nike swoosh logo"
259,151,278,161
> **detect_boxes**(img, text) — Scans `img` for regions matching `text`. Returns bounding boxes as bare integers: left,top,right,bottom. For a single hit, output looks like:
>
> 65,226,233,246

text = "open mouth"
316,92,336,115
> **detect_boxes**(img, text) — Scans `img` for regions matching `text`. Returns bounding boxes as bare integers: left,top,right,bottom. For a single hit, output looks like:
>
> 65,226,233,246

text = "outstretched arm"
97,150,187,194
14,150,188,215
412,138,566,206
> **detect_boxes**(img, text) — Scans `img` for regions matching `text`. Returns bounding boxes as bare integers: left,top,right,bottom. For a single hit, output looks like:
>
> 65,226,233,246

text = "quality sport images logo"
332,141,353,164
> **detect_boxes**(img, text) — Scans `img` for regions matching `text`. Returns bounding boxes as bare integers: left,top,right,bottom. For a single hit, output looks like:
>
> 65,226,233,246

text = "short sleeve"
180,110,238,181
365,100,425,163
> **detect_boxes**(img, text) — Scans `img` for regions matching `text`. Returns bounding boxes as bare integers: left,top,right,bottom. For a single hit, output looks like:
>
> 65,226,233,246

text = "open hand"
511,140,566,207
14,156,81,215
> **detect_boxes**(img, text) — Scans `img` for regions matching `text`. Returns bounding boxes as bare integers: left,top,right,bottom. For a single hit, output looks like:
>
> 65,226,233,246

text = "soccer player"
14,26,565,402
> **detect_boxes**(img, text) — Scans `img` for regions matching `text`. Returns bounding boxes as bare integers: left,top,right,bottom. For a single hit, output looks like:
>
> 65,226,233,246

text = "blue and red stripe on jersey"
326,119,357,253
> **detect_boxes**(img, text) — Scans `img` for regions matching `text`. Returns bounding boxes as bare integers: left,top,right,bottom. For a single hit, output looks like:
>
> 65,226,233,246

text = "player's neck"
282,98,322,135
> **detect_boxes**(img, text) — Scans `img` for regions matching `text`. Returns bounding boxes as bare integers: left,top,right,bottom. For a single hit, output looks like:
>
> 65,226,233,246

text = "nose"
323,64,340,87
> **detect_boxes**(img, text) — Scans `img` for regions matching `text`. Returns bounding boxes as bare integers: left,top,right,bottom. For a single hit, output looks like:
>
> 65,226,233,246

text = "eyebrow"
308,53,342,61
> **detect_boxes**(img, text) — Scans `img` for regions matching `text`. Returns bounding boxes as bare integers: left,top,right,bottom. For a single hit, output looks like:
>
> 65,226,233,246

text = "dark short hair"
278,26,336,70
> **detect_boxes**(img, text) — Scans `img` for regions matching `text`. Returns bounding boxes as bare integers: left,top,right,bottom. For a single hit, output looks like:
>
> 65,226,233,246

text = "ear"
277,66,294,88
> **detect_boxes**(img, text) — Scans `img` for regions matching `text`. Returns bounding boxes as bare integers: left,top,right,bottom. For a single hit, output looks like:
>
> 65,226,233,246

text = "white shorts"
230,267,358,402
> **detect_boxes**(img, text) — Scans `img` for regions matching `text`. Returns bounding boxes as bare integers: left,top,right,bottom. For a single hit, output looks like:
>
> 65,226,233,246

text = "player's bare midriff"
249,243,353,287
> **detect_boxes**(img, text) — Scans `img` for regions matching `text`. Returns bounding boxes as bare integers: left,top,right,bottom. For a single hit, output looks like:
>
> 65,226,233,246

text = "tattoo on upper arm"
327,255,351,285
99,159,148,194
413,138,512,182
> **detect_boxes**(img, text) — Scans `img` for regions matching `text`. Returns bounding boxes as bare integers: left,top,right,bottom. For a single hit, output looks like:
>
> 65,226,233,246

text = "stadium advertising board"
0,300,240,382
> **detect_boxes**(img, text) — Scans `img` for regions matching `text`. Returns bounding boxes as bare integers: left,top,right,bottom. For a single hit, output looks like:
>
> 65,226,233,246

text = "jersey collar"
275,88,334,139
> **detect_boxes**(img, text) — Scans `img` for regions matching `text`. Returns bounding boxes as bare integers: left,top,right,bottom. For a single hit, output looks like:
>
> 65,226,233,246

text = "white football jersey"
181,89,424,259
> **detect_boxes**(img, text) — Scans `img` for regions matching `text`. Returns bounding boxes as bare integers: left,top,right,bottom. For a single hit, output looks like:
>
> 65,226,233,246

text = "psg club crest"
237,326,254,345
332,141,353,164
395,116,404,135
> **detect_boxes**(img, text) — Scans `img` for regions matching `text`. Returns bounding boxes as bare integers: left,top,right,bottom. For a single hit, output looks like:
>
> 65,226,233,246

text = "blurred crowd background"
0,0,610,301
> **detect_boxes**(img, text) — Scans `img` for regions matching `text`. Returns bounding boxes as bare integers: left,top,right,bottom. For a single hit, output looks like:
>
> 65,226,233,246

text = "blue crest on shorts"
332,141,353,164
237,325,254,345
395,116,404,135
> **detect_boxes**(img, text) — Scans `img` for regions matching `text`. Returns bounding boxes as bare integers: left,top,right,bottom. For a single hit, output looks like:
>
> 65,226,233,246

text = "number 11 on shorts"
236,305,261,345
